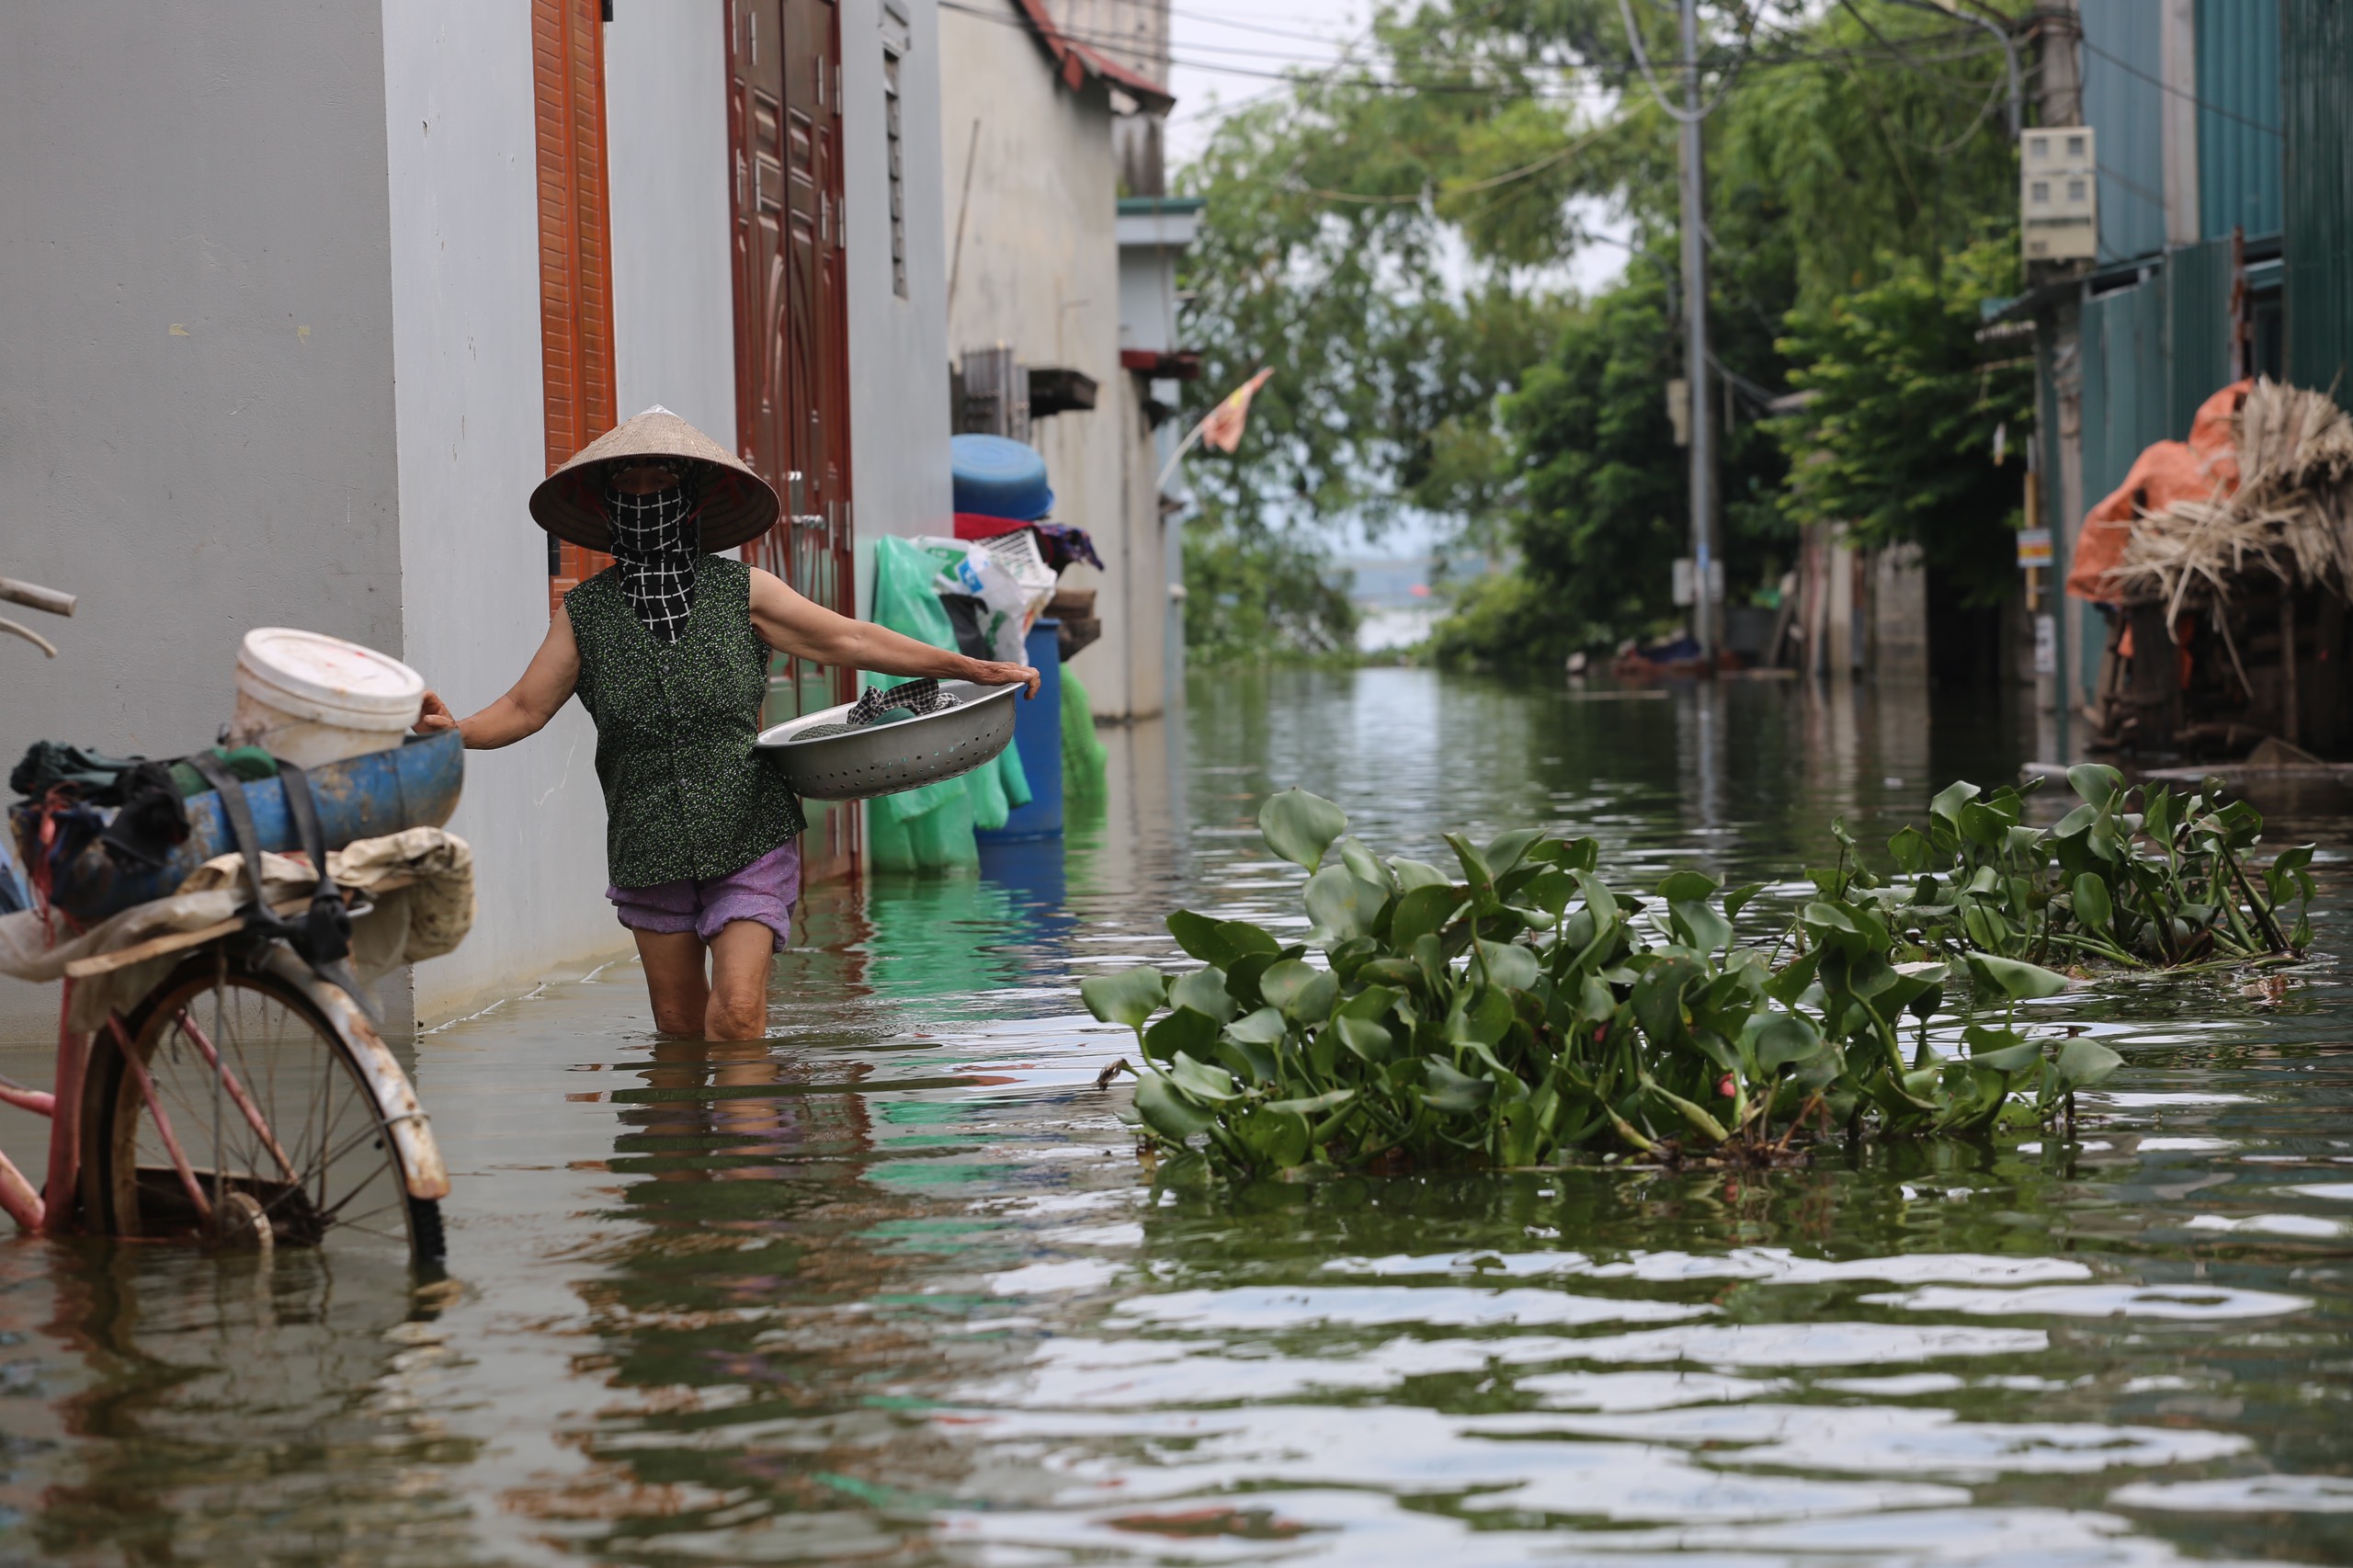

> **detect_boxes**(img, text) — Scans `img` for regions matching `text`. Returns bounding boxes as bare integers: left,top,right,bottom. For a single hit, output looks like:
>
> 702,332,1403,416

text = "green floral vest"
566,557,805,887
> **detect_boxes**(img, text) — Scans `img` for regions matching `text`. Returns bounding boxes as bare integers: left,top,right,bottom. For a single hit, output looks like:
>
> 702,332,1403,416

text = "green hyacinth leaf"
1303,864,1387,945
1079,966,1165,1029
1259,960,1338,1022
1476,938,1541,992
1142,1006,1219,1064
1169,965,1237,1023
2052,1036,2124,1091
1422,1059,1495,1114
1131,1072,1217,1141
2072,872,2113,933
1259,787,1348,870
1969,952,2069,1001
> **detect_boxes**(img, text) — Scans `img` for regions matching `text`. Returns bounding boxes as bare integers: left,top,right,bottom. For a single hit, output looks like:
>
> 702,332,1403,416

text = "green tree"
1770,233,2033,604
1180,513,1360,664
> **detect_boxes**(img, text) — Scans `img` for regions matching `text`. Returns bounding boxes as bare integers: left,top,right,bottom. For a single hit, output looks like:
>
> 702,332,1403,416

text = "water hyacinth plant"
1082,772,2313,1179
1884,766,2313,969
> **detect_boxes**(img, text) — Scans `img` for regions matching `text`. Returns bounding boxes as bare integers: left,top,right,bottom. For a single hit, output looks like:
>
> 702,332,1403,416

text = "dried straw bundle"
2110,380,2353,619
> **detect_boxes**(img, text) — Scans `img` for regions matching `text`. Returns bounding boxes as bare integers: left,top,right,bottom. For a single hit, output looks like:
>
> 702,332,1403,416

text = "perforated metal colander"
755,679,1020,801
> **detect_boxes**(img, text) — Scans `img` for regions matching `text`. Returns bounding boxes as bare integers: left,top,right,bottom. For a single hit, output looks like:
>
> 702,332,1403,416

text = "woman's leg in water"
634,930,711,1033
702,920,775,1040
634,926,773,1039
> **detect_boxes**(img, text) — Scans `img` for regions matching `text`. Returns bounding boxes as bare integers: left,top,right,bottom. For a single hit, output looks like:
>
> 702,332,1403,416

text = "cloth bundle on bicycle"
9,741,278,804
12,730,461,927
0,827,475,1032
9,743,282,878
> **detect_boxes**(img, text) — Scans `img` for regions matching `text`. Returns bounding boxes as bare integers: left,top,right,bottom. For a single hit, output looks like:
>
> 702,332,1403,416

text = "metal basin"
756,679,1020,801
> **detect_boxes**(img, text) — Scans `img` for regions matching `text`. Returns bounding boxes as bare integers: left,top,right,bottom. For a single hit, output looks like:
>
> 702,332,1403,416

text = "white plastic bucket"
228,628,425,768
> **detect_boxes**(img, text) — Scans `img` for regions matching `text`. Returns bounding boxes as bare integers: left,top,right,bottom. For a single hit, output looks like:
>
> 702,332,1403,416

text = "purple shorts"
607,839,802,951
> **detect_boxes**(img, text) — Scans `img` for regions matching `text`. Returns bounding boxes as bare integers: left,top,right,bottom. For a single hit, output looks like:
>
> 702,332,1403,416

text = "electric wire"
938,0,1995,100
2076,34,2282,139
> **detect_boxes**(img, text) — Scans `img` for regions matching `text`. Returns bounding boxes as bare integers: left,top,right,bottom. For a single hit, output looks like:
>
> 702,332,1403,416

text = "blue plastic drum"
29,730,465,925
949,434,1054,522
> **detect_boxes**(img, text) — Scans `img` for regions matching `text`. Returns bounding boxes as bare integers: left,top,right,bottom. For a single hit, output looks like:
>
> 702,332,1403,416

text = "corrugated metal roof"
2282,0,2353,403
2081,0,2168,265
2197,0,2283,240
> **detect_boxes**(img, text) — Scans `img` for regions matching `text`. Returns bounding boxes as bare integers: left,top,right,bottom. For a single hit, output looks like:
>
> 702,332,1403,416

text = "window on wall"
884,50,908,299
534,0,619,611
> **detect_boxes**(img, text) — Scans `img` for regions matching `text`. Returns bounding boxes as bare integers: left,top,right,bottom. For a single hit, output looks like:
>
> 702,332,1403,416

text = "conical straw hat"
529,406,780,552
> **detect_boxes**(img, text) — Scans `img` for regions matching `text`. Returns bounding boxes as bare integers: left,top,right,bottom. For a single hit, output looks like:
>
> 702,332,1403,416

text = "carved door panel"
729,0,854,725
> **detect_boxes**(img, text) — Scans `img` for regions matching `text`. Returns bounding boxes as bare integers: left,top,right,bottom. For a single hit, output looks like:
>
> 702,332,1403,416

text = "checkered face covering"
603,467,702,644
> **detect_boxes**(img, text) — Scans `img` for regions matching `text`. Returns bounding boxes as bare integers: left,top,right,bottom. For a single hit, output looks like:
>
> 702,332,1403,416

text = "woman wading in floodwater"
414,407,1038,1040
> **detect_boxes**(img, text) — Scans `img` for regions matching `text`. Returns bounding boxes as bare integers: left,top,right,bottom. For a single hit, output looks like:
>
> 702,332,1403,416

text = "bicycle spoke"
107,961,424,1260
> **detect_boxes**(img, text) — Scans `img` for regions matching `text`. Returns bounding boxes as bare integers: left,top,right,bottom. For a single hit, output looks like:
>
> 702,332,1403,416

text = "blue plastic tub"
949,434,1054,522
974,620,1063,843
36,730,465,925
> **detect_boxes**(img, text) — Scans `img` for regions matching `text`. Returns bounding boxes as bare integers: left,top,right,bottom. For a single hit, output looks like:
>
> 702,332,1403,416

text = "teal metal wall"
2075,277,2171,688
2081,0,2168,265
2167,236,2238,432
2082,278,2173,507
2198,0,2285,240
2283,0,2353,403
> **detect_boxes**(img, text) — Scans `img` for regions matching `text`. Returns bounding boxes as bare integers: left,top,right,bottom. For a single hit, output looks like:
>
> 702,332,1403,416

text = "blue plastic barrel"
975,620,1063,842
949,434,1054,522
40,730,465,925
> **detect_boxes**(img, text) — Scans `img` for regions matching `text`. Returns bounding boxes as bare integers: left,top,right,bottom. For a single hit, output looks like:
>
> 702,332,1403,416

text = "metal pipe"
172,1009,298,1182
0,577,74,618
109,1017,213,1227
0,1149,43,1233
1679,0,1717,657
43,985,83,1233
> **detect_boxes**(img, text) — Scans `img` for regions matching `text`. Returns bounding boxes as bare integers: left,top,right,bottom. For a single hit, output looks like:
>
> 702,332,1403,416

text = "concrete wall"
607,2,741,443
843,0,956,613
0,2,405,1042
938,0,1154,715
381,2,625,1023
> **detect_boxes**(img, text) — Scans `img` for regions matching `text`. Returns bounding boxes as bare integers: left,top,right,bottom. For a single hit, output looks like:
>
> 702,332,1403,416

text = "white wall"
938,1,1144,711
381,1,626,1023
606,3,741,442
843,0,956,613
0,3,405,1042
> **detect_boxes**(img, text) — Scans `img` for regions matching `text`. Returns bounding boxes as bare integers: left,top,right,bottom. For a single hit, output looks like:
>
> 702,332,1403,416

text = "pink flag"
1198,369,1275,454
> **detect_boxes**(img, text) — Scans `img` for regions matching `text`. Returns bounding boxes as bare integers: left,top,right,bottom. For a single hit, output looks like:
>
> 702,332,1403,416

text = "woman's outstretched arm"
746,567,1040,697
414,609,583,748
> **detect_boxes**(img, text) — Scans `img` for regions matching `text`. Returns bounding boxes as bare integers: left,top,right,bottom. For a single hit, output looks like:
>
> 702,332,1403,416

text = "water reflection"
0,670,2347,1564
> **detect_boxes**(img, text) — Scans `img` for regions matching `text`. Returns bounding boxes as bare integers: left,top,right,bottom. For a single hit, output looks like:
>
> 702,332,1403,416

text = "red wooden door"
534,0,620,615
728,0,856,723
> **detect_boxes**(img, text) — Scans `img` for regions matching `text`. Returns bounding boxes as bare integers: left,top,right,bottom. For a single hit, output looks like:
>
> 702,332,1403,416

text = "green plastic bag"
860,537,1031,872
1062,665,1108,808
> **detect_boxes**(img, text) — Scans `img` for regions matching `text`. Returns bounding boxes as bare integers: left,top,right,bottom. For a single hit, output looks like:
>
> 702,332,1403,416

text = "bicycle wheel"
80,946,446,1264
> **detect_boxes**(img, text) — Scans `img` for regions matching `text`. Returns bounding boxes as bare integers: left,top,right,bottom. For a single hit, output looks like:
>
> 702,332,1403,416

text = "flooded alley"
0,668,2346,1564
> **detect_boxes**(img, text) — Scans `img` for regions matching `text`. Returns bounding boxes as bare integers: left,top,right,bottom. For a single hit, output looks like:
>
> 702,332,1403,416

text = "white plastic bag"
913,537,1031,664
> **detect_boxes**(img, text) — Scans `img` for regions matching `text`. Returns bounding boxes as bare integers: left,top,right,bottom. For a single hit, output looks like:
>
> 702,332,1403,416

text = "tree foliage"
1770,234,2034,605
1181,513,1360,665
1171,0,2034,666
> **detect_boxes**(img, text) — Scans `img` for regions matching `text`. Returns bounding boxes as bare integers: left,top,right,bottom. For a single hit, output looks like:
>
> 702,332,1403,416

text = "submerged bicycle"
3,574,452,1265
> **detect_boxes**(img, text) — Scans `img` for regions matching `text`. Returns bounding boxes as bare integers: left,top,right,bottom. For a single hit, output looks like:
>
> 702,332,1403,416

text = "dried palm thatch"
2109,380,2353,620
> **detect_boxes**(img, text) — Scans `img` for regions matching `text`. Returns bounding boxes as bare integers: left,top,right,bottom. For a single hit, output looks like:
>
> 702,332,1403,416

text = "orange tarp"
2067,380,2252,604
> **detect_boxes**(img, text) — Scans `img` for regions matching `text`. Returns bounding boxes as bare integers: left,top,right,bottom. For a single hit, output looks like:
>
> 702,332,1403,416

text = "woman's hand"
747,568,1045,697
412,615,582,749
414,692,459,733
963,659,1043,699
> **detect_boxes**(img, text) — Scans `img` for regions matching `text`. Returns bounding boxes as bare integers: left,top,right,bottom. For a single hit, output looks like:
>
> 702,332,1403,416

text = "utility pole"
1678,0,1717,656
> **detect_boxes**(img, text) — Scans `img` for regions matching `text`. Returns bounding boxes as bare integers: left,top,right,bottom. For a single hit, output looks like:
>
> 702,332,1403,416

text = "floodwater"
3,667,2352,1566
